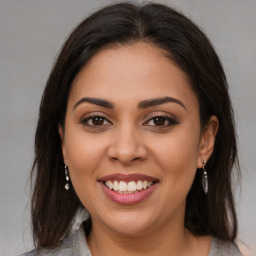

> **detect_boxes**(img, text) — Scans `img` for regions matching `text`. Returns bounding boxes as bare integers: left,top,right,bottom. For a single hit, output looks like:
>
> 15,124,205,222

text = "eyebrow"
73,96,186,110
138,97,186,110
73,97,114,110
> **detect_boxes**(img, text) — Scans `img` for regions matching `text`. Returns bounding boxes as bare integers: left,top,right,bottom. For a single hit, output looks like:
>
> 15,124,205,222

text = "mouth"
103,180,157,194
99,174,159,204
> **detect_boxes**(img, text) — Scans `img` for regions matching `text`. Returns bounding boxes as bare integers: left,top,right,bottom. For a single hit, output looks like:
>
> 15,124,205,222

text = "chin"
100,210,158,236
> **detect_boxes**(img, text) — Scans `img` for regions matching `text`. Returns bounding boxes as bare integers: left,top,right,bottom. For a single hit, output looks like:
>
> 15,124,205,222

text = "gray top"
22,224,242,256
22,225,90,256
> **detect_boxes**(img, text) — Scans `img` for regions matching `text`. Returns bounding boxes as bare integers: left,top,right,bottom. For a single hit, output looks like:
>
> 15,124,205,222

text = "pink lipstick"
99,173,159,205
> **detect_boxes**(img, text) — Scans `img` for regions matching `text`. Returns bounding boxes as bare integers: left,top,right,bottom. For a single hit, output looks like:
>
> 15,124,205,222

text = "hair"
31,2,240,248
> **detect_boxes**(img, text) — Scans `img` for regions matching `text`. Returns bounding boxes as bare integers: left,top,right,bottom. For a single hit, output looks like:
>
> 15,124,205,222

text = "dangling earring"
64,165,70,190
202,160,208,194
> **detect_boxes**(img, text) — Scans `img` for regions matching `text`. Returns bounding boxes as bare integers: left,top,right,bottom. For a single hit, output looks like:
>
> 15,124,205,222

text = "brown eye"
91,116,104,125
153,117,166,126
144,115,178,128
80,115,111,127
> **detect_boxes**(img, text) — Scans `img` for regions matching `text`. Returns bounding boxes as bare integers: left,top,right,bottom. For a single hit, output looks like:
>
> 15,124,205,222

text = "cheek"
152,128,200,191
63,129,107,196
65,129,105,171
64,132,107,211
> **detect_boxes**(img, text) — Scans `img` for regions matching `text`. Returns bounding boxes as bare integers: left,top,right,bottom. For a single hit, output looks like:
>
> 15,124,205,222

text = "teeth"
109,181,113,189
119,181,127,192
105,180,155,193
127,181,137,192
113,180,119,191
142,181,147,189
148,181,153,187
137,180,143,190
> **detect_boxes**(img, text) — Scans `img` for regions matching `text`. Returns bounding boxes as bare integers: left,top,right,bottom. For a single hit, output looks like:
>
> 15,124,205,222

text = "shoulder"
20,224,91,256
209,237,243,256
20,242,73,256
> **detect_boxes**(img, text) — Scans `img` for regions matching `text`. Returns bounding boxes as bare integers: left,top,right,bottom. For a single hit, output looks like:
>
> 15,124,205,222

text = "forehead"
69,42,198,110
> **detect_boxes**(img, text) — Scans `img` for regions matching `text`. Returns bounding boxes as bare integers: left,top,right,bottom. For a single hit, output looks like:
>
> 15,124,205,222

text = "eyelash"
80,114,112,127
80,114,178,128
144,114,178,127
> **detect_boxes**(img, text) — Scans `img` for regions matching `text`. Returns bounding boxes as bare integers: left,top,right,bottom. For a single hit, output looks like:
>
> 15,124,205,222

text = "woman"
24,2,242,255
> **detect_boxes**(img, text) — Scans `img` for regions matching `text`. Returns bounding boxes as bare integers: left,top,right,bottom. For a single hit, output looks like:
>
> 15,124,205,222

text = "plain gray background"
0,0,255,255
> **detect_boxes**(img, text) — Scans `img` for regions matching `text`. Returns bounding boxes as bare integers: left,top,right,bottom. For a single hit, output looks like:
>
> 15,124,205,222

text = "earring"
64,165,70,190
202,160,208,194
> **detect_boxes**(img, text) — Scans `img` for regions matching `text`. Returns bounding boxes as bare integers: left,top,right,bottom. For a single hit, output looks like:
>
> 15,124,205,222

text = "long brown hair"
31,2,240,248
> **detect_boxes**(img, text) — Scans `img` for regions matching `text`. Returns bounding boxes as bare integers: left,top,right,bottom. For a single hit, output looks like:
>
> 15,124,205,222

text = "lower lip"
100,182,158,205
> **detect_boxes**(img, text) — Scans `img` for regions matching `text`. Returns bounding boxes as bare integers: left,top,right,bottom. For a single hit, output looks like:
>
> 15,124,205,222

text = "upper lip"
99,173,159,182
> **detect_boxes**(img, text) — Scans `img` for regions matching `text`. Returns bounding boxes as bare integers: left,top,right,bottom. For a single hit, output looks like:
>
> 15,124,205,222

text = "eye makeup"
78,110,179,132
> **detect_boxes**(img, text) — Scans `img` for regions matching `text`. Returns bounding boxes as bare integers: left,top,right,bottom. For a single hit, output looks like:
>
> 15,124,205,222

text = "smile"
104,180,154,194
99,174,159,204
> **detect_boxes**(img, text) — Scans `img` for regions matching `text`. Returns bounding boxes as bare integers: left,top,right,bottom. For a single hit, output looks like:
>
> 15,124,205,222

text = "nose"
107,125,147,166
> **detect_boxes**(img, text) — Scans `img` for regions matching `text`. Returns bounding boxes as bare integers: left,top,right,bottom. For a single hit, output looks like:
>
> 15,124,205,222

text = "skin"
59,42,219,256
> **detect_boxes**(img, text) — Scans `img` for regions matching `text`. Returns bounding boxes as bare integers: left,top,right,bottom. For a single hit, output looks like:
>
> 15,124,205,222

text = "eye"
144,115,177,127
80,115,112,127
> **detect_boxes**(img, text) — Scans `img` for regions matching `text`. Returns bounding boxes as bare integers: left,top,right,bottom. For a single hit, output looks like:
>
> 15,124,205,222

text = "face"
60,42,217,237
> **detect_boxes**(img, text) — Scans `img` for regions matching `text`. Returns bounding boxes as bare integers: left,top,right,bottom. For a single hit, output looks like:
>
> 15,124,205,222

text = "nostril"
106,136,148,164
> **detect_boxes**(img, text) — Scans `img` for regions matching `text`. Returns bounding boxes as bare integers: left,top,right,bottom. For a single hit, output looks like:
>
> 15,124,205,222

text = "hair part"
31,2,240,248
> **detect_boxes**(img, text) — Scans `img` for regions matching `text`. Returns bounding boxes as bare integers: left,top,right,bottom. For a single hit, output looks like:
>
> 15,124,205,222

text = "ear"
197,116,219,168
58,124,68,165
